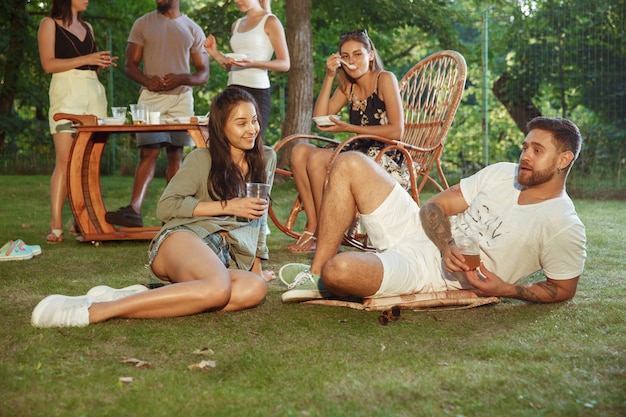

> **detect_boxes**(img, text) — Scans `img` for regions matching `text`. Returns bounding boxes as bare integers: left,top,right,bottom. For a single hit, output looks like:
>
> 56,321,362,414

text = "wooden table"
54,113,207,243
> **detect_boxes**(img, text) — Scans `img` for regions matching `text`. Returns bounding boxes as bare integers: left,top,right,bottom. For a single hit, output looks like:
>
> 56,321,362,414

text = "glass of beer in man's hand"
455,232,480,270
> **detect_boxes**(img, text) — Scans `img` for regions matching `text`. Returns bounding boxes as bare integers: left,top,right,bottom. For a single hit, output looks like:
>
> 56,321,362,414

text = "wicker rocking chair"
270,50,467,250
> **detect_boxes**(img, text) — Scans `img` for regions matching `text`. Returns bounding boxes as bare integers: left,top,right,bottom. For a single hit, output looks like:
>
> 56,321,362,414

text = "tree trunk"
280,0,314,168
0,0,28,151
492,71,541,134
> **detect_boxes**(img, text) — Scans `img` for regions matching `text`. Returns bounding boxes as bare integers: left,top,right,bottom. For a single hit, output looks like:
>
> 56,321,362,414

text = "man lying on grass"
279,117,586,304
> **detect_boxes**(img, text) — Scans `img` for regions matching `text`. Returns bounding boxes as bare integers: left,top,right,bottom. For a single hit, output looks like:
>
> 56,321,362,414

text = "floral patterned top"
348,72,388,126
345,72,392,153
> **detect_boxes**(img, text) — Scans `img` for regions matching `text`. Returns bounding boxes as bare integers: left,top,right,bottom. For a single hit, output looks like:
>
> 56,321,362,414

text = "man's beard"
517,164,556,187
157,2,173,14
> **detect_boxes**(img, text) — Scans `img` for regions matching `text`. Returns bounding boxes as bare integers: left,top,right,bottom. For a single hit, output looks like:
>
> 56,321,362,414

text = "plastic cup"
246,183,271,200
111,106,127,119
129,104,147,125
149,111,161,124
455,233,480,269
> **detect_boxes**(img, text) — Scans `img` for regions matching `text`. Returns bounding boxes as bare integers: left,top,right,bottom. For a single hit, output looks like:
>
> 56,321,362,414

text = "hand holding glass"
246,183,271,200
455,233,480,269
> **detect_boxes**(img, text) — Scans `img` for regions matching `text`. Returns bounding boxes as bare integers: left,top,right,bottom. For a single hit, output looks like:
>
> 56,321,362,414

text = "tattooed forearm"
420,202,453,252
513,286,543,302
513,281,560,303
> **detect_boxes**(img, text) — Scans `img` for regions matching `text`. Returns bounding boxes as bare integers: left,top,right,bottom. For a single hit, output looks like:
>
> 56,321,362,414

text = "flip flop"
46,229,63,244
0,240,34,261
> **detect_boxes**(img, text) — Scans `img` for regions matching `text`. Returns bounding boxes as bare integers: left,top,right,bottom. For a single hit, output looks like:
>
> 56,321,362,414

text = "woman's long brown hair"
207,87,267,203
50,0,84,27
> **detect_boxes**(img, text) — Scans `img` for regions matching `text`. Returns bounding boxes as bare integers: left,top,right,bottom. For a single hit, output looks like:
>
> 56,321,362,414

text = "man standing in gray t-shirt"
105,0,209,228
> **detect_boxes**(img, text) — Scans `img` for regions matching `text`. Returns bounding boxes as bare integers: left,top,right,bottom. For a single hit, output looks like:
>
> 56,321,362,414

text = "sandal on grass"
288,231,317,253
0,240,34,261
46,229,63,244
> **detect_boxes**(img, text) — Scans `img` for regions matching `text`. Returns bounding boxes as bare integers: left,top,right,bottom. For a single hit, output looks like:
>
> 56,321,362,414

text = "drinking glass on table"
111,106,127,120
129,104,146,124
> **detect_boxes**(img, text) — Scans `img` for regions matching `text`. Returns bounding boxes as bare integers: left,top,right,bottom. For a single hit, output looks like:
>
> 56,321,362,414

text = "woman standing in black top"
38,0,117,243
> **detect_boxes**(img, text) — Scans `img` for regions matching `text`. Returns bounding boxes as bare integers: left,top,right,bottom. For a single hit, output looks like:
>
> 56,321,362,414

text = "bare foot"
262,270,276,282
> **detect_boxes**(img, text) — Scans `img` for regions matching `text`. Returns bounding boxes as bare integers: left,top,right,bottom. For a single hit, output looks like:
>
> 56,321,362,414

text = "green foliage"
1,0,624,191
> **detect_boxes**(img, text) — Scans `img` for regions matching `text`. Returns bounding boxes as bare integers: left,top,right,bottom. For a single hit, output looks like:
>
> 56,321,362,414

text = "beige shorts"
360,183,448,297
135,89,194,147
48,69,107,134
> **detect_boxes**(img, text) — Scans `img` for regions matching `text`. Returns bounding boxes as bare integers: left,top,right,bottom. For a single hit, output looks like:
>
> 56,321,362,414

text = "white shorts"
360,183,448,297
135,89,194,147
48,69,107,134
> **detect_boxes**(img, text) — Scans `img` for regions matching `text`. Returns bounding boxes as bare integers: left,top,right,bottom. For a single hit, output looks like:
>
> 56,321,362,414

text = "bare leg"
311,152,397,297
307,148,335,222
49,132,74,231
289,144,336,252
129,146,160,214
165,145,184,183
87,231,267,323
290,143,318,233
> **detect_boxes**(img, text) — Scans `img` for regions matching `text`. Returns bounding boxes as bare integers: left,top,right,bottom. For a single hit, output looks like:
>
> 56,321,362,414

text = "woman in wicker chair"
288,29,404,253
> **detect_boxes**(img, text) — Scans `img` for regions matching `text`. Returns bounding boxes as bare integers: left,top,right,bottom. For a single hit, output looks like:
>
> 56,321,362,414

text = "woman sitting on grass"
288,29,404,253
32,88,276,328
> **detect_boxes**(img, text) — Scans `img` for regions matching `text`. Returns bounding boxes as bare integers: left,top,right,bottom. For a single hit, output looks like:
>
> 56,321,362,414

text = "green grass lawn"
0,175,624,417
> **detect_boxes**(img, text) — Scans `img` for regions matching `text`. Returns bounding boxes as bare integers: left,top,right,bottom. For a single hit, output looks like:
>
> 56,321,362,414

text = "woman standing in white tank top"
204,0,290,142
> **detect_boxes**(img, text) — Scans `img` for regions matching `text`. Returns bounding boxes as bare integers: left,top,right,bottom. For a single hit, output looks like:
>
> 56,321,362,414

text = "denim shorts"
147,226,232,280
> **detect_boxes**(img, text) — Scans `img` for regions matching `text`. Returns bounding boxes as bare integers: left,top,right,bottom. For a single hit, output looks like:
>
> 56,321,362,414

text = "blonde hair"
259,0,271,13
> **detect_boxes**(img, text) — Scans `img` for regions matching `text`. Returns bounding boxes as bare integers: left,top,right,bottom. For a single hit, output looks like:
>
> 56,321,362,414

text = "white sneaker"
31,295,91,328
86,285,148,302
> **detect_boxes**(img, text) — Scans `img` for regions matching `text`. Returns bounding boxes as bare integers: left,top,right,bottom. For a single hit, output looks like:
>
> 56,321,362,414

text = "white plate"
99,117,126,125
177,116,209,124
313,115,341,127
224,53,249,62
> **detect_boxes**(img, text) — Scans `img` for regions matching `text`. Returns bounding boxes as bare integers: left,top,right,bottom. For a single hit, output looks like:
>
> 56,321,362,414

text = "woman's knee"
197,278,232,308
246,276,268,306
291,143,314,166
228,272,268,310
307,148,332,167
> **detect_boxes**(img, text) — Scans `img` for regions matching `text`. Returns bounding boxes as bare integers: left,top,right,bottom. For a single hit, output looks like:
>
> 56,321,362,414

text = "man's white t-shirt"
441,162,587,289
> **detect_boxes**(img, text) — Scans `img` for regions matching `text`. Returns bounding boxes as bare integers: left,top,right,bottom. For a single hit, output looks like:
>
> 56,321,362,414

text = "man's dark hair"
527,117,582,162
